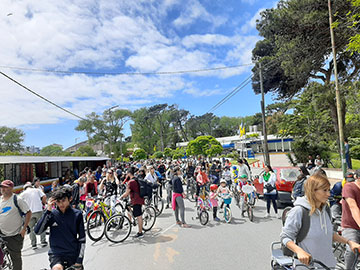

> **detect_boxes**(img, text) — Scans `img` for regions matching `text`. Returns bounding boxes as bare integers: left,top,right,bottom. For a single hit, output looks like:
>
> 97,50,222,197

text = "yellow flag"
153,145,156,152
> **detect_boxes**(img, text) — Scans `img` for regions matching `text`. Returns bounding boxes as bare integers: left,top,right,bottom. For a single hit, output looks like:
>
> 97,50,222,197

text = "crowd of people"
1,155,360,269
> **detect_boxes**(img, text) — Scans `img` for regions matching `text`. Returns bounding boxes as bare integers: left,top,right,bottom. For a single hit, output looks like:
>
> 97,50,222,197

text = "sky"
0,0,279,149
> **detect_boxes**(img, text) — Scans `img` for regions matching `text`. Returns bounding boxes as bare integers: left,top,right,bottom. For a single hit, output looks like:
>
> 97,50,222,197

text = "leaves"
186,136,223,157
0,126,24,152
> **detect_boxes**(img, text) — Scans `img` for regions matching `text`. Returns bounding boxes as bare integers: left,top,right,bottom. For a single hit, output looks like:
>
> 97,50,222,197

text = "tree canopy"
186,136,223,157
0,126,24,152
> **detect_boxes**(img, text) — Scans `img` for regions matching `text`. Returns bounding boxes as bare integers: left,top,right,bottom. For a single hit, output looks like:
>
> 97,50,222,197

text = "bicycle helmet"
210,184,218,191
345,172,355,183
240,174,248,179
232,166,237,170
331,181,342,197
220,179,227,184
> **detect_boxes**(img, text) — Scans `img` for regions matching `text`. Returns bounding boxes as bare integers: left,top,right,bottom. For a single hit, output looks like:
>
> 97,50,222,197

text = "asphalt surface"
23,194,284,270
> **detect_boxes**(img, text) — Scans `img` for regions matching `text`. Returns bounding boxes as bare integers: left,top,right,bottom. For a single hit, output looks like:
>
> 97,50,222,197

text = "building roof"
0,156,110,164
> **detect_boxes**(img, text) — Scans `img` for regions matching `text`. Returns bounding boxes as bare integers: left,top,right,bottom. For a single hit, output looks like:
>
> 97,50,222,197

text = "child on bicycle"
210,184,220,222
217,179,231,209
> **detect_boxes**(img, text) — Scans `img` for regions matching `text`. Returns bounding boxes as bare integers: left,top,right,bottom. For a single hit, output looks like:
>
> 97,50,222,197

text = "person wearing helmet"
218,179,231,210
222,166,232,186
210,184,220,222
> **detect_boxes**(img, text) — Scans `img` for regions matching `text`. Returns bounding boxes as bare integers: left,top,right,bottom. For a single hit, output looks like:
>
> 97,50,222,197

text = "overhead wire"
0,71,86,120
0,63,254,76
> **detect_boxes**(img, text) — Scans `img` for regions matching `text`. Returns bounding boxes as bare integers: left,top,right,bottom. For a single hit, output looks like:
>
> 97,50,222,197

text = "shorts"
132,204,143,218
49,254,77,268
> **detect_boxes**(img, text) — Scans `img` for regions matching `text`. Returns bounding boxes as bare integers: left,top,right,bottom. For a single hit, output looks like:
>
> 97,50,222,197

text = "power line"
0,63,254,76
0,71,86,120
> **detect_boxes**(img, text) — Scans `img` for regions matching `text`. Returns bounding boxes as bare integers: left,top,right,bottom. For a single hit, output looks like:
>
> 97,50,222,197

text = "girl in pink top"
210,184,220,222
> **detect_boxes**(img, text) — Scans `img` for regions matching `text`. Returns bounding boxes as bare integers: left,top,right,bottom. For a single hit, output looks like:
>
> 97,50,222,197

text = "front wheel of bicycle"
224,207,232,223
153,195,164,217
142,206,156,231
104,214,132,243
199,210,209,226
247,205,254,222
87,210,106,242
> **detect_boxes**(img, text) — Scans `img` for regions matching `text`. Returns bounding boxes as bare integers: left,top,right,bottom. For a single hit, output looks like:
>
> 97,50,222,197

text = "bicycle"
0,236,13,270
218,193,232,223
104,199,156,243
241,184,255,222
40,261,83,270
86,196,124,242
186,177,197,202
144,185,164,217
194,187,211,226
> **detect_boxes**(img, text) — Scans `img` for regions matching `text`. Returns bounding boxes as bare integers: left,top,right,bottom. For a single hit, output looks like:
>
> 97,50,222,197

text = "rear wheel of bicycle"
187,186,196,202
104,214,131,243
199,210,209,226
224,207,232,223
113,203,124,214
153,195,164,217
247,205,254,222
3,249,13,270
87,210,106,242
142,206,156,231
281,206,293,226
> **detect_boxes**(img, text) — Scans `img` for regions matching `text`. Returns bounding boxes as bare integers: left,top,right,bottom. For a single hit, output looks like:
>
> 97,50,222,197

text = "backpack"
136,178,154,198
13,195,30,233
281,204,331,257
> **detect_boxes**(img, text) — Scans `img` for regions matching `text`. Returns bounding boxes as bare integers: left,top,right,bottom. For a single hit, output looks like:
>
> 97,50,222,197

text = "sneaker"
134,232,144,238
276,213,280,219
214,217,221,222
264,213,270,218
41,242,48,247
165,204,170,209
32,245,38,250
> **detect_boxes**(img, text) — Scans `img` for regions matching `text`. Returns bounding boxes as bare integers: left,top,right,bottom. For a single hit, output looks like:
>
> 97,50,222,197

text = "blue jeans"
342,228,360,269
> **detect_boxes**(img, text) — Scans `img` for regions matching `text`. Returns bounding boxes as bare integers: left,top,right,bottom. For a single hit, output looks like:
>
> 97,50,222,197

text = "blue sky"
0,0,278,149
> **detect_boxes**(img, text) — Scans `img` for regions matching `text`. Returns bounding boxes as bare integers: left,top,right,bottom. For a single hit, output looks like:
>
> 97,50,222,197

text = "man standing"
120,167,144,238
341,169,360,269
20,182,47,249
345,139,352,169
0,180,31,270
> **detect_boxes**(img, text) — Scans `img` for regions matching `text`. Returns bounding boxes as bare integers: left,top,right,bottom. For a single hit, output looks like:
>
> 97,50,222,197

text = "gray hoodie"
280,196,336,268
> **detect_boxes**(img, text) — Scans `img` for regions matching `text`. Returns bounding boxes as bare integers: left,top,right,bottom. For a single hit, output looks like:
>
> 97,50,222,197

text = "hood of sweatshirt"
293,196,329,235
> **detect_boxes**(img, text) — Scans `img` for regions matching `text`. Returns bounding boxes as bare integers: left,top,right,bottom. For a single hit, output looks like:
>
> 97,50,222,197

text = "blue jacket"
34,207,85,264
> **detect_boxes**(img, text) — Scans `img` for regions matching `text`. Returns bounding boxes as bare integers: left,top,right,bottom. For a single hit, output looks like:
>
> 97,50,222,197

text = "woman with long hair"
259,165,278,218
292,165,310,200
281,174,360,267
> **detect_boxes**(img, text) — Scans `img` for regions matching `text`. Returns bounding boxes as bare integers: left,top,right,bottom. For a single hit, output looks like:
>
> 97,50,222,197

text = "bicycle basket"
223,197,232,204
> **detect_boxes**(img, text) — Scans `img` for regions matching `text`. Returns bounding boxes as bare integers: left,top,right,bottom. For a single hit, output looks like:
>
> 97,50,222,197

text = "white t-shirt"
0,194,30,236
145,173,157,184
20,188,45,213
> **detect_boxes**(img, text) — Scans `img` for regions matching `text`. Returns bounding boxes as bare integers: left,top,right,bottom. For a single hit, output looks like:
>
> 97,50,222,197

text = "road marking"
166,247,179,263
154,243,161,262
153,223,176,237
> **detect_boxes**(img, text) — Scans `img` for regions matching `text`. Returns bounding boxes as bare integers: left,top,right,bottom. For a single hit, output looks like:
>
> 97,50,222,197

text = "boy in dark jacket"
35,187,85,270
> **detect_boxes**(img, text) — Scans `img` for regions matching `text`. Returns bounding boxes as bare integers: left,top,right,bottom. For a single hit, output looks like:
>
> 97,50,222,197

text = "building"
65,140,105,156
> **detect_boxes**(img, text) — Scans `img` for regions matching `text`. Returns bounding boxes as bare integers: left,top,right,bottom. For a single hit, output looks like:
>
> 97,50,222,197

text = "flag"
153,145,156,152
239,123,246,137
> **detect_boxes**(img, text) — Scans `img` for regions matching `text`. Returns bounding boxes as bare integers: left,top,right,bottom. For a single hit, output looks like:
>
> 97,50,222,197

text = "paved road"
23,197,284,270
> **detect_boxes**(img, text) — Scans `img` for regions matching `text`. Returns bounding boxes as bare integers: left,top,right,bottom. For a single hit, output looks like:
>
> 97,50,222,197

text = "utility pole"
259,61,270,166
328,0,347,177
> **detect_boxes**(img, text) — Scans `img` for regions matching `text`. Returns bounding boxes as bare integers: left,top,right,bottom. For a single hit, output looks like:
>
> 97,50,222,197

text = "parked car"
253,167,300,206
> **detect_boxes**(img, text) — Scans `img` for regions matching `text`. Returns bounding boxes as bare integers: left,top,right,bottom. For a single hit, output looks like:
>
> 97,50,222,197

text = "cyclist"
217,179,231,210
195,166,209,199
281,174,360,267
222,166,232,186
210,184,220,222
35,187,85,270
119,167,145,238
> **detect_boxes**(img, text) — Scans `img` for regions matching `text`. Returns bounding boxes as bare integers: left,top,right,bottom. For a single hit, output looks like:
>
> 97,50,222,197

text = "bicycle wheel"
281,206,292,226
247,205,254,222
224,207,232,223
113,203,124,214
187,185,196,202
104,214,132,243
86,210,106,241
153,195,164,217
199,210,209,226
142,206,156,231
2,249,13,270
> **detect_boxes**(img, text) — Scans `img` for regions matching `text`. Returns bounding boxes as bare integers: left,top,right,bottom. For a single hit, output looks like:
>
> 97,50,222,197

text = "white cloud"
182,34,232,48
240,8,265,34
183,88,222,97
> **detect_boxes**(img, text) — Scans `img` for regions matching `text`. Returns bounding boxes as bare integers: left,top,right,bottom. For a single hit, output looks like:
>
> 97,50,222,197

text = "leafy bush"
164,148,173,158
153,151,164,159
290,138,331,166
351,145,360,159
133,149,147,161
226,151,240,160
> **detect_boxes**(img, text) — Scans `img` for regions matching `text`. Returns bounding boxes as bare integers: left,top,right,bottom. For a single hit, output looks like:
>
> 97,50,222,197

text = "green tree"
252,0,359,149
0,126,24,152
76,108,131,158
186,136,223,157
72,145,96,156
40,144,64,156
172,147,186,159
133,148,147,161
346,0,360,53
153,151,164,159
163,147,173,158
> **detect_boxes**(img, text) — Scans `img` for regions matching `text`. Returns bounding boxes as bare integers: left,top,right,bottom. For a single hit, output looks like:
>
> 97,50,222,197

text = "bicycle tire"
2,249,13,270
224,207,232,223
199,210,209,226
281,206,293,226
247,205,254,222
187,186,196,202
153,195,164,217
142,206,156,231
113,203,124,214
86,210,106,242
104,214,132,243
